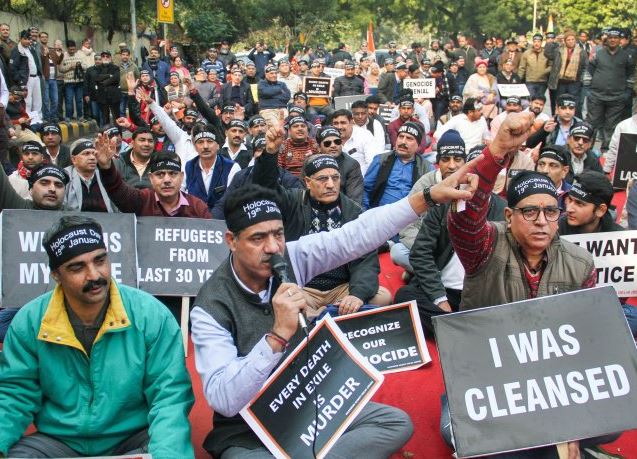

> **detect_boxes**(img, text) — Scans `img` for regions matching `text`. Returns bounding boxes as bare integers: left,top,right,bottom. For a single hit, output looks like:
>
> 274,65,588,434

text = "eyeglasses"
571,136,591,144
311,174,341,183
512,206,561,222
321,139,342,147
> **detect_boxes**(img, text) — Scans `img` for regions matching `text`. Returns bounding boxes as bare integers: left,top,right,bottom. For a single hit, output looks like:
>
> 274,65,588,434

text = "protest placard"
611,133,637,189
561,231,637,297
378,104,393,123
498,84,531,98
0,210,137,307
322,67,345,79
403,78,435,98
433,286,637,458
333,95,367,111
136,217,229,296
334,301,430,373
303,77,332,97
240,315,383,459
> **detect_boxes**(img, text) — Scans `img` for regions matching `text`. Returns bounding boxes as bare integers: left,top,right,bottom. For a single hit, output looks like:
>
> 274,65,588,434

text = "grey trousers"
221,402,413,459
8,429,149,458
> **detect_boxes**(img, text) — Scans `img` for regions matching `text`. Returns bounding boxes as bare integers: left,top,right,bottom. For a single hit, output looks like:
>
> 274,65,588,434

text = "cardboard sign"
498,84,531,98
403,78,435,98
136,217,229,296
333,95,367,111
303,77,332,97
433,286,637,458
611,133,637,189
334,301,430,373
322,67,345,79
378,104,394,123
250,83,259,102
0,210,137,308
561,231,637,297
241,315,383,459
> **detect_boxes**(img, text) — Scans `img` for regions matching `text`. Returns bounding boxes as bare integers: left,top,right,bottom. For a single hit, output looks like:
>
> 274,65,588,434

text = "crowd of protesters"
0,20,636,458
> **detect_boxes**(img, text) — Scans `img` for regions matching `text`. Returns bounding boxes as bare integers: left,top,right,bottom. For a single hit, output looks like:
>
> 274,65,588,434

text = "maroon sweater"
100,162,211,218
447,147,596,298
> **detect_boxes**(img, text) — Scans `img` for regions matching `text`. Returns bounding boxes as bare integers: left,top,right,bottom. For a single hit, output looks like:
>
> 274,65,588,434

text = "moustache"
397,143,408,150
82,277,108,293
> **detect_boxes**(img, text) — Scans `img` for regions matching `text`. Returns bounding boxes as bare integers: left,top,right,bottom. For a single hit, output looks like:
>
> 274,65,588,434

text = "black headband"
104,127,120,138
318,127,341,142
28,165,69,189
22,142,44,155
304,155,339,177
249,116,266,127
45,223,106,270
226,199,283,233
539,148,569,166
287,116,306,127
42,125,62,136
228,119,247,131
193,131,217,143
568,181,606,206
184,108,198,118
72,140,95,156
150,158,181,173
507,172,558,208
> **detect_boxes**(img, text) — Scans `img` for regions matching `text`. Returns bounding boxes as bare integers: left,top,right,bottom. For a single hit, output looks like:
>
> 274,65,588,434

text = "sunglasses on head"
322,139,342,147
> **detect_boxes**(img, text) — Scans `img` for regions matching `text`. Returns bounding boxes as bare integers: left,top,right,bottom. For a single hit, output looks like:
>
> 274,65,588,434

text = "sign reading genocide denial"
433,286,637,458
136,217,229,296
333,95,367,111
240,315,383,458
497,84,531,98
334,301,430,373
611,133,637,189
0,210,137,307
403,78,435,98
561,231,637,297
303,77,332,97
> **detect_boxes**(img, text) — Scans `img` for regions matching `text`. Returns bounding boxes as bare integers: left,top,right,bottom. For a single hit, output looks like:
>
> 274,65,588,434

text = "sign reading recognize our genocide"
497,84,531,98
302,77,332,98
240,316,383,459
433,287,637,458
403,78,435,98
136,217,228,296
333,95,367,111
334,301,430,373
322,67,345,79
561,231,637,297
611,133,637,189
0,210,137,308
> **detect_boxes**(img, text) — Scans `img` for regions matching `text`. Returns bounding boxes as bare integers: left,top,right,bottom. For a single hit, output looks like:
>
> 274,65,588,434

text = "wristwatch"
423,186,440,208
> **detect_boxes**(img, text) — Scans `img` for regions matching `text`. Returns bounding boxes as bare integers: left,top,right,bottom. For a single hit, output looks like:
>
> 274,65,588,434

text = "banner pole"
181,296,190,357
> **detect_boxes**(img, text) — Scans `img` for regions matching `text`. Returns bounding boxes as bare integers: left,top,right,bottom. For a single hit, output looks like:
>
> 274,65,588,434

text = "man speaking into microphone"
189,113,535,458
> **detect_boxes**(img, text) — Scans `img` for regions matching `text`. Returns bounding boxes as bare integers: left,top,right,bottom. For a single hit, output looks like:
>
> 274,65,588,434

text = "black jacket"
253,150,380,302
333,75,364,97
94,63,121,104
558,212,623,235
335,151,363,204
84,65,101,100
565,149,604,184
9,46,38,86
408,193,506,302
114,149,151,189
220,81,255,117
219,146,253,169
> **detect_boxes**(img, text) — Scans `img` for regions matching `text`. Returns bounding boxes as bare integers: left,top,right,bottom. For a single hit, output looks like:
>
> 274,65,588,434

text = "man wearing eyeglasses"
564,121,604,181
316,126,363,203
526,93,582,148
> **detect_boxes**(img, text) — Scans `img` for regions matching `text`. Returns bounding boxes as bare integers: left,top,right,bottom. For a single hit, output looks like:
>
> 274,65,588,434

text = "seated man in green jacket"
0,216,194,458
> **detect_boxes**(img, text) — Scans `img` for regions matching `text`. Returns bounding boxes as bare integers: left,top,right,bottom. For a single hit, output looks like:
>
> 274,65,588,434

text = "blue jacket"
201,58,226,82
257,80,290,110
247,49,276,78
142,59,170,88
185,154,235,211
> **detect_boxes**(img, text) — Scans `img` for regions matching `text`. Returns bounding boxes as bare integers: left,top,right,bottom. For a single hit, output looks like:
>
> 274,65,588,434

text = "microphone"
269,254,308,333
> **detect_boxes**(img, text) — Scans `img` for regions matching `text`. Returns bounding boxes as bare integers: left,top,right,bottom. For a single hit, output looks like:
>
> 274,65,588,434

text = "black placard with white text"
136,217,228,296
334,301,430,373
0,210,137,307
433,287,637,458
303,77,332,97
612,133,637,189
240,316,383,459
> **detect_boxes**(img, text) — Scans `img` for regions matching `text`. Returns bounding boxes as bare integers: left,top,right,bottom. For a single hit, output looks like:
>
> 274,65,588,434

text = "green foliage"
182,9,238,46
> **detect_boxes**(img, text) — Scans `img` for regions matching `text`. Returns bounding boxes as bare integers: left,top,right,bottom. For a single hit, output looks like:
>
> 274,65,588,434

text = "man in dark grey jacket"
586,27,635,152
333,61,364,97
253,149,389,318
316,125,363,204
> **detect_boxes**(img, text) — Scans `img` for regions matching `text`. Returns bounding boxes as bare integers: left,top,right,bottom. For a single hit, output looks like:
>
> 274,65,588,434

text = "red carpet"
187,253,637,458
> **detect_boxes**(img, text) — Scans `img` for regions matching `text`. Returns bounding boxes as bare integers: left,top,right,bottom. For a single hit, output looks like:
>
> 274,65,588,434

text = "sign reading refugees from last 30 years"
561,231,637,297
433,286,637,458
403,78,435,98
136,217,229,296
334,301,430,373
0,210,137,308
303,77,332,97
611,133,637,189
241,315,383,459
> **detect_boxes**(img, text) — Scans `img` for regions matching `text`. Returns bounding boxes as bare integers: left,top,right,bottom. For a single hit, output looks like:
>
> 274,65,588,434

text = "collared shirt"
130,154,150,178
220,140,248,162
65,298,110,356
555,120,574,146
571,152,587,175
229,254,274,303
155,191,190,216
198,156,218,193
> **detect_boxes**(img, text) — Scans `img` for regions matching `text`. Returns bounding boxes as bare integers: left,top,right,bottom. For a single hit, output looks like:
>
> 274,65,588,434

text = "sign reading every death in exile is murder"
0,210,137,308
241,315,383,459
611,133,637,189
303,77,332,97
136,217,229,296
433,286,637,458
334,301,430,373
562,231,637,297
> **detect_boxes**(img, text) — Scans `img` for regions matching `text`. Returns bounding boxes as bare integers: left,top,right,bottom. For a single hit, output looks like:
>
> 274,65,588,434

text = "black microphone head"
268,254,289,282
